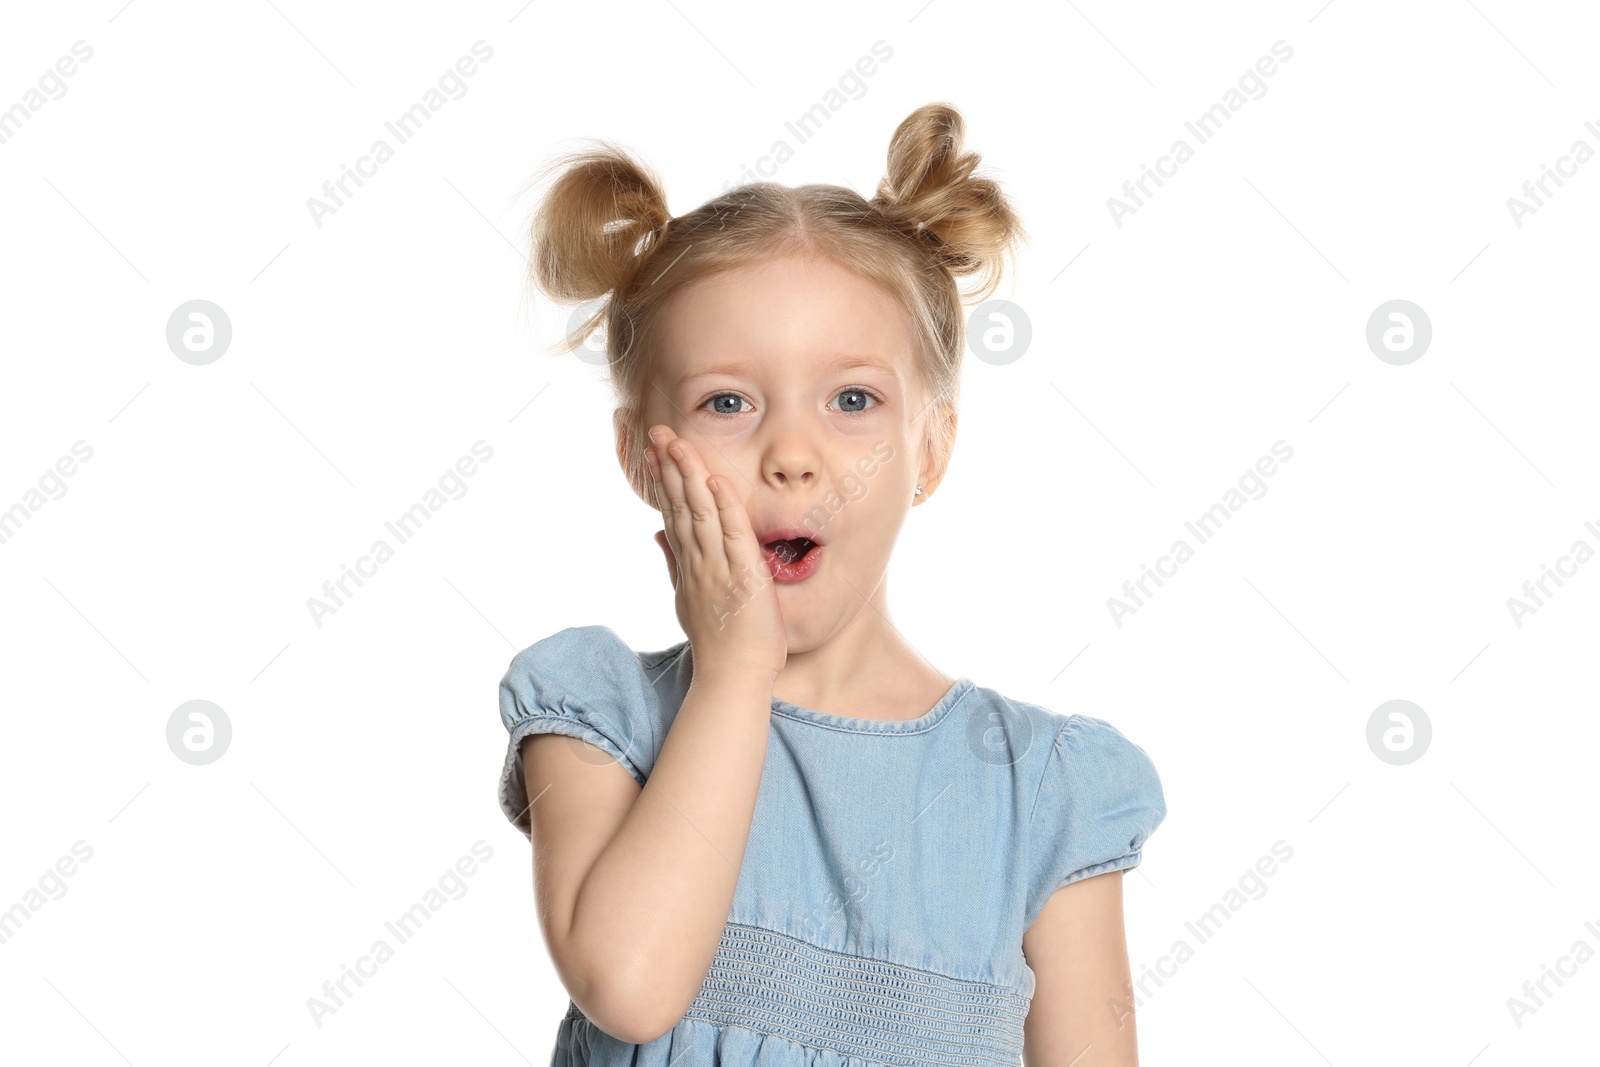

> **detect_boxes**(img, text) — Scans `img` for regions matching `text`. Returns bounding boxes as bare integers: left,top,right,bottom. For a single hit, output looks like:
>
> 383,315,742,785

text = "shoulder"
956,682,1166,893
497,624,690,760
1015,702,1166,922
950,682,1068,762
1030,712,1163,821
503,623,671,671
495,626,690,834
501,625,687,698
956,683,1156,789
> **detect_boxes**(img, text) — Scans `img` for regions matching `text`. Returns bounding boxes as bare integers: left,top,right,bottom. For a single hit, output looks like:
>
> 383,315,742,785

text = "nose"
758,405,822,491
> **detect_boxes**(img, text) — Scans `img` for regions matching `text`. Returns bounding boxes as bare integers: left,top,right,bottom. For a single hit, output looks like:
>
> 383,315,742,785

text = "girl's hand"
646,425,787,684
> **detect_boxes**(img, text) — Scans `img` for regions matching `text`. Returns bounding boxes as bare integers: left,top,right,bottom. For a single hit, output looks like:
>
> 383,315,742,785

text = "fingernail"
667,442,683,461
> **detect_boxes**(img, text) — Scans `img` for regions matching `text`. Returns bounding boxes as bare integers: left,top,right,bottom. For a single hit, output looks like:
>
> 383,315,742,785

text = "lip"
762,542,822,583
753,525,824,547
754,525,824,584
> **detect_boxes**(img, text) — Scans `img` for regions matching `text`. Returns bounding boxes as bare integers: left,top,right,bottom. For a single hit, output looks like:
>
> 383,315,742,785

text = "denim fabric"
498,625,1167,1067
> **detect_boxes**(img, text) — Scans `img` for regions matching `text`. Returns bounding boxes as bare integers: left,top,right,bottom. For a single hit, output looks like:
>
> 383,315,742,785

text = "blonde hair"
525,102,1026,501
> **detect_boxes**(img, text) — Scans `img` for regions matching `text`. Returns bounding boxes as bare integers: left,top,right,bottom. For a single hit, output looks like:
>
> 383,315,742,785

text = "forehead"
653,252,917,381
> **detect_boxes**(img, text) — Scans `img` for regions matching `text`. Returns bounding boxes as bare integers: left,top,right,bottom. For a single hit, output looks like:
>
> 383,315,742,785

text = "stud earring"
914,484,924,496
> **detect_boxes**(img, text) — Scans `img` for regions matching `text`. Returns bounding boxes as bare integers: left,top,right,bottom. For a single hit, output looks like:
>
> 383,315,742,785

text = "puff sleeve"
496,625,664,838
1025,714,1167,926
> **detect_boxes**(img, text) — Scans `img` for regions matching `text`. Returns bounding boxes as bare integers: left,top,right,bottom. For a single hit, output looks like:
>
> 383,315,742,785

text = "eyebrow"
679,354,901,385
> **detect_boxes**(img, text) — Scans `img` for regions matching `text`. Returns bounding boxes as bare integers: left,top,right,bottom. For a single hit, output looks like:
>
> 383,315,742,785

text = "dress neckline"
654,638,976,735
769,676,975,734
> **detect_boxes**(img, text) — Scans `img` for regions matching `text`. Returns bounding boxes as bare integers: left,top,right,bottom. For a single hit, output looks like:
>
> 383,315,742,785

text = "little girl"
496,103,1167,1067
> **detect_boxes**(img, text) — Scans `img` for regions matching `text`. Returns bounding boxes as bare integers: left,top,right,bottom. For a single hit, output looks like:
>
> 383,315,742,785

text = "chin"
776,603,847,651
772,601,814,638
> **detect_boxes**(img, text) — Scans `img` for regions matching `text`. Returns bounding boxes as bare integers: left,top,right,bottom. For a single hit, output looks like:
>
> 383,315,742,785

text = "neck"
771,572,909,710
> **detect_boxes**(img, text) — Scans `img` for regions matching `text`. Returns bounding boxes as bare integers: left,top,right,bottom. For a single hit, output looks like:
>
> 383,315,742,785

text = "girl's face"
637,250,941,651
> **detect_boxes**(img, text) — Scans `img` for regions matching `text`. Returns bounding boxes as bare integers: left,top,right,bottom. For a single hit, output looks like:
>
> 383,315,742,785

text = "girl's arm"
520,666,774,1044
1021,870,1142,1067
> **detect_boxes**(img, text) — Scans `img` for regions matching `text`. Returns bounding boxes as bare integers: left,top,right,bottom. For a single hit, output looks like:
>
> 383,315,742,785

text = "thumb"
654,529,679,589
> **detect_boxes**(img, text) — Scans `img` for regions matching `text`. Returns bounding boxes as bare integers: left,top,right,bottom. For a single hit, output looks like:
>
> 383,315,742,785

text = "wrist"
689,662,779,695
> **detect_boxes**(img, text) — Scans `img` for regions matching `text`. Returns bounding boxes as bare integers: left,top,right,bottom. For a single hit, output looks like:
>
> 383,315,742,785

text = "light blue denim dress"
497,626,1167,1067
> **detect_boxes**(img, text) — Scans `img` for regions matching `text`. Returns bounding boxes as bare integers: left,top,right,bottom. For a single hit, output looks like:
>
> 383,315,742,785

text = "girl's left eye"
701,388,883,418
832,388,882,414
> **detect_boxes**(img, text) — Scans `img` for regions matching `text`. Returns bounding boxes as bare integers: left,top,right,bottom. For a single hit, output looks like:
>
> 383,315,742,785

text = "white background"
2,0,1596,1063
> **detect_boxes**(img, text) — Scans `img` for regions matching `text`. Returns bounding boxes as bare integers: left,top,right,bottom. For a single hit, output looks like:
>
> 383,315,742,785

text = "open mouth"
755,525,825,582
762,537,817,564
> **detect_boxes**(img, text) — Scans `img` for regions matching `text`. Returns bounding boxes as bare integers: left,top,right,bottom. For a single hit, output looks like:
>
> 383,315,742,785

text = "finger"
666,437,726,562
654,529,678,590
645,445,665,511
656,431,701,565
647,438,688,564
708,474,766,586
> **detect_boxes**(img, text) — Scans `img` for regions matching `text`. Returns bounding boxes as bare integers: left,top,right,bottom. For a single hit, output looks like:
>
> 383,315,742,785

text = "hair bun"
525,140,672,305
872,103,1026,301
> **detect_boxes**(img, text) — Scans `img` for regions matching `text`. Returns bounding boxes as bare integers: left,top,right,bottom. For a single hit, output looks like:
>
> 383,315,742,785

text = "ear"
614,409,654,508
914,405,958,504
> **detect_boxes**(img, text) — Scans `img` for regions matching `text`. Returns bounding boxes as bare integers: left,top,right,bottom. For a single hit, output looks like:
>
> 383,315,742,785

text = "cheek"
702,456,752,501
838,447,904,507
838,493,902,553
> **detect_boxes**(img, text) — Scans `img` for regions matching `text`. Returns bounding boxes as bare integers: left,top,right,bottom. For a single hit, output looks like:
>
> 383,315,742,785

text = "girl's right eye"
703,392,750,417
